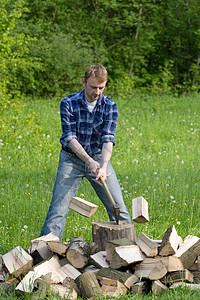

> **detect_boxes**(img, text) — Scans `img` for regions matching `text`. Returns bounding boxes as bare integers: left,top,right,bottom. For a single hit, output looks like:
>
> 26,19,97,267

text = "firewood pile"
0,222,200,299
0,196,200,299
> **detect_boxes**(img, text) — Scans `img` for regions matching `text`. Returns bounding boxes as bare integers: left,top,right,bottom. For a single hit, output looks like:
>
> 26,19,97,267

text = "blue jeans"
40,150,131,240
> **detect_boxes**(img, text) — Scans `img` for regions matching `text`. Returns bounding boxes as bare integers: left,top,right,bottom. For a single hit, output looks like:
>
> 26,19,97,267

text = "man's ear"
82,78,86,87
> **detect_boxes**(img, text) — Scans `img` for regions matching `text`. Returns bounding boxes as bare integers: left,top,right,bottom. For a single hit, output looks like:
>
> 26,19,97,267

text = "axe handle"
99,176,115,207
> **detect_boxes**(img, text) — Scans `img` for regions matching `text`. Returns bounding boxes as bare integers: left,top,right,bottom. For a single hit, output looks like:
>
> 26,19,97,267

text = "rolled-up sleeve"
60,98,77,143
101,102,118,145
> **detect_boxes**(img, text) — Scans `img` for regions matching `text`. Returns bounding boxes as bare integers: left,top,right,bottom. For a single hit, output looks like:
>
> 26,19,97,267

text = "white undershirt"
86,100,97,112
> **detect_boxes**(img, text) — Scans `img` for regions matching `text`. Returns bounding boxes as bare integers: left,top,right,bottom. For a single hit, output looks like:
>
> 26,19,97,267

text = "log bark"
92,221,136,252
97,268,139,289
75,272,103,298
161,269,194,284
174,235,200,269
66,237,91,269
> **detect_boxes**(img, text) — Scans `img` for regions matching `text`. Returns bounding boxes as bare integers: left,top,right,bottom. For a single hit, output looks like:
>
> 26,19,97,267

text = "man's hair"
84,64,108,83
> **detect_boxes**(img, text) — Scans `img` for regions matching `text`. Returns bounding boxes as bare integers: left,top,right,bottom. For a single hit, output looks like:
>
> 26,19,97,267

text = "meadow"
0,92,200,299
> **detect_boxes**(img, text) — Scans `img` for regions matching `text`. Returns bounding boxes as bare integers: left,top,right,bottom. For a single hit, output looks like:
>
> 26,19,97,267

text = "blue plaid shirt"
60,89,118,154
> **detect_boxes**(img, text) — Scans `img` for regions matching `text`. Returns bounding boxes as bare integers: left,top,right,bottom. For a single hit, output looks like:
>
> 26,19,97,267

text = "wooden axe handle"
99,176,115,206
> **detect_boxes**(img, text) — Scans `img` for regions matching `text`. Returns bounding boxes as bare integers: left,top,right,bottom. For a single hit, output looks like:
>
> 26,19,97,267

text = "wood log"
31,232,60,243
189,256,200,271
100,277,128,297
83,265,100,274
134,258,167,280
55,263,81,281
47,241,68,257
174,235,200,269
15,255,67,293
2,246,33,278
132,196,149,223
49,284,77,299
0,255,6,282
152,280,168,295
159,225,180,256
106,238,136,262
90,251,109,268
31,240,53,265
97,268,139,289
75,272,103,298
66,237,91,269
159,256,184,272
92,221,136,252
161,269,194,284
110,244,145,269
131,281,151,294
137,232,158,257
170,282,200,290
69,196,98,218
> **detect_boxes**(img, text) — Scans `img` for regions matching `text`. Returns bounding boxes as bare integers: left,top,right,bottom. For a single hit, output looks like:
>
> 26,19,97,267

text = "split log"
97,268,139,289
137,233,158,257
31,240,53,265
83,264,100,274
159,256,184,272
152,280,168,295
110,244,145,269
170,282,200,290
131,281,151,294
92,221,136,252
31,232,60,243
134,258,167,280
55,263,81,281
159,225,180,256
75,272,103,298
69,196,98,218
47,241,68,257
16,255,67,293
66,237,91,269
100,277,128,297
161,269,194,284
0,255,6,282
49,284,77,299
174,235,200,269
132,196,149,223
106,238,136,262
90,251,109,268
2,246,33,278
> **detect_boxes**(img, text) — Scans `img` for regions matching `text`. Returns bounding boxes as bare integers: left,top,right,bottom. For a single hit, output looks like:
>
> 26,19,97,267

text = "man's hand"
96,167,107,181
88,159,100,176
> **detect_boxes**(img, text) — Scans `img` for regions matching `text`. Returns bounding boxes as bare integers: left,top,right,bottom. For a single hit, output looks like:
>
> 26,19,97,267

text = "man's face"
82,77,107,103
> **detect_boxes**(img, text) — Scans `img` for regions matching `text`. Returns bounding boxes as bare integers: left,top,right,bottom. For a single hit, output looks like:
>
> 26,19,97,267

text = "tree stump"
66,237,91,269
92,221,137,251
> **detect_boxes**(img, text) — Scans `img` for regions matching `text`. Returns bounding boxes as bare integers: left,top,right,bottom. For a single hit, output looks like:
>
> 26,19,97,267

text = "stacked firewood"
1,223,200,299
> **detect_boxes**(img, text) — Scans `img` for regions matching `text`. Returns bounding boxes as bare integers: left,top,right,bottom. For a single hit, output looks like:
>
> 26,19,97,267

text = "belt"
62,145,101,157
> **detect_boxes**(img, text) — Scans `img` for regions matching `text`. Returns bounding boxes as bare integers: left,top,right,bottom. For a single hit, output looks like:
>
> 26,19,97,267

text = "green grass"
0,92,200,299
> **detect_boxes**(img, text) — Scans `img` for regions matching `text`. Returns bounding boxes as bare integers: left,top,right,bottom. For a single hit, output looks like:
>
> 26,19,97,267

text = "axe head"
113,204,120,225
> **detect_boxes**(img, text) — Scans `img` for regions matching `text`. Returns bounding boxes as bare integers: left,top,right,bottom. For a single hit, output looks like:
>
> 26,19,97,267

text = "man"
40,64,131,240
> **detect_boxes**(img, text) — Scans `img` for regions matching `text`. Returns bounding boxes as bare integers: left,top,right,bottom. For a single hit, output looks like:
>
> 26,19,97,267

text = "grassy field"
0,92,200,299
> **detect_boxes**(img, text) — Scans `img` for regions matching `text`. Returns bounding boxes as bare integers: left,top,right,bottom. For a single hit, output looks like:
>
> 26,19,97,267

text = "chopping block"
92,221,137,252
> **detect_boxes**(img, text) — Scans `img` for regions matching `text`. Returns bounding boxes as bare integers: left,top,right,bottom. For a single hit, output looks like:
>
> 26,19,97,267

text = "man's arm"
96,142,113,180
68,138,100,175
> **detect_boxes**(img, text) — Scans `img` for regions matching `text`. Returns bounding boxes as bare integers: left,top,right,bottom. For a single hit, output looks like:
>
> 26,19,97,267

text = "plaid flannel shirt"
60,89,118,154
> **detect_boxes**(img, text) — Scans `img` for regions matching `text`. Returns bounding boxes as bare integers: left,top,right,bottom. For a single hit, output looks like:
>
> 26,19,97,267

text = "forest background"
1,0,200,104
